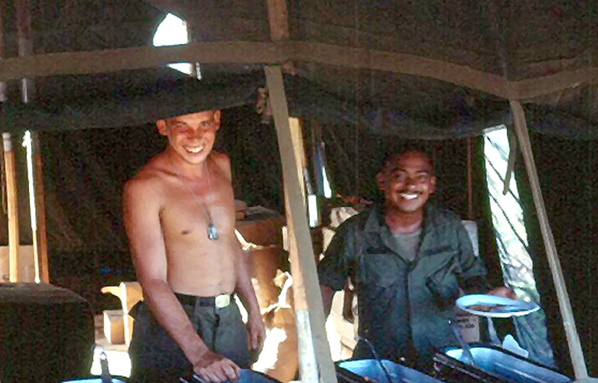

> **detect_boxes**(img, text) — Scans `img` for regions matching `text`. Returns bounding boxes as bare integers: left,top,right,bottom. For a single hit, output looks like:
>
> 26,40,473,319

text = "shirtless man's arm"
235,242,266,353
123,174,239,382
215,155,266,355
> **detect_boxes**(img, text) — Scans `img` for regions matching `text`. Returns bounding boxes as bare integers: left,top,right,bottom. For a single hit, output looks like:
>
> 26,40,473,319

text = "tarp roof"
0,0,596,139
136,0,598,138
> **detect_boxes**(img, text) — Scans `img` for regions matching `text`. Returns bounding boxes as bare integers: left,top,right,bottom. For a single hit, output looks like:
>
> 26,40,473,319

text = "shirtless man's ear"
156,119,167,136
212,110,221,130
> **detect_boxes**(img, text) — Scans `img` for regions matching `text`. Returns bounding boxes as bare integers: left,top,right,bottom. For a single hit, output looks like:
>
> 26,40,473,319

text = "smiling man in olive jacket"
318,148,514,367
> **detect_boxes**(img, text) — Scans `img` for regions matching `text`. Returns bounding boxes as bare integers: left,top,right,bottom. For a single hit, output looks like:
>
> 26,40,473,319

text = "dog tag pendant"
207,223,219,240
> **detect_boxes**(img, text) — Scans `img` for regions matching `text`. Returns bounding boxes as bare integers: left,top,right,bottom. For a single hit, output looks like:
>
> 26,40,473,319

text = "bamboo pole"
510,100,590,381
3,133,19,282
265,65,337,383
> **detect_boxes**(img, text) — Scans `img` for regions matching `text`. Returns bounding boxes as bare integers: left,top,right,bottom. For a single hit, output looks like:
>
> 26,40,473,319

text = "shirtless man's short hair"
123,110,265,383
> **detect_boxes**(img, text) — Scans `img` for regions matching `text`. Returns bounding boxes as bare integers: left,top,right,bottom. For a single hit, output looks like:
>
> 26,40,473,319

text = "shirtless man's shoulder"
124,149,232,222
208,151,232,180
125,150,203,201
128,152,170,185
124,156,160,196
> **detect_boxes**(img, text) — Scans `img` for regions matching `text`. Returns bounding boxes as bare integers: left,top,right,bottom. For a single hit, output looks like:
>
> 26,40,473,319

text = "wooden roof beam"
0,41,510,97
290,42,510,98
267,0,289,41
0,40,593,99
512,67,598,100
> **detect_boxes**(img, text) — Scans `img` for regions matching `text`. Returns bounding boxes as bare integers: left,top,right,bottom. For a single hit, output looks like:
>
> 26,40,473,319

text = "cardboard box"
103,309,125,345
454,314,480,343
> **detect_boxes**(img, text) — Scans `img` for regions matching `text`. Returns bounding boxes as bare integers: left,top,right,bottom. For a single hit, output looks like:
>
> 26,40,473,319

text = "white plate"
456,294,540,318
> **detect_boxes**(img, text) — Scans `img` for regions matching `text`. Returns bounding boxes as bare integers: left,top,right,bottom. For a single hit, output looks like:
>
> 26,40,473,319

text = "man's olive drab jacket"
318,205,490,361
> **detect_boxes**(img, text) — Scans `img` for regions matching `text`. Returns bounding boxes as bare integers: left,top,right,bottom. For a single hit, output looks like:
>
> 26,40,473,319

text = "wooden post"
32,133,49,282
15,0,34,101
510,100,590,381
266,0,296,74
266,0,290,41
264,2,334,381
3,133,20,282
466,138,474,220
265,65,337,383
0,0,6,105
502,129,517,195
17,0,48,283
288,118,307,199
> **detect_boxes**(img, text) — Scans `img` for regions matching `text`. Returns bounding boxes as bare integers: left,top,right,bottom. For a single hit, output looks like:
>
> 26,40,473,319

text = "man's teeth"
186,146,203,154
400,193,419,200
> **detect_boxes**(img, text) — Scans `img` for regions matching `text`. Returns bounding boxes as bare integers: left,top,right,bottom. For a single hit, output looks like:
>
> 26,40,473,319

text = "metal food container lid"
434,344,572,383
336,358,445,383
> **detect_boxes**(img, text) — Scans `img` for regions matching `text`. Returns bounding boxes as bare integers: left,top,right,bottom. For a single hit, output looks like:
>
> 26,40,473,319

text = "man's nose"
405,177,418,188
189,128,205,140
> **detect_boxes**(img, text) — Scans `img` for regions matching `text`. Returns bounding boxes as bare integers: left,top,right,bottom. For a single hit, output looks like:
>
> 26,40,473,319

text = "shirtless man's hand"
247,313,266,355
191,307,265,383
193,350,240,382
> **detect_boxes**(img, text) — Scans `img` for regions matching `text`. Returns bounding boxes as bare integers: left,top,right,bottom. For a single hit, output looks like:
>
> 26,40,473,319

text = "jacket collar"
363,204,438,259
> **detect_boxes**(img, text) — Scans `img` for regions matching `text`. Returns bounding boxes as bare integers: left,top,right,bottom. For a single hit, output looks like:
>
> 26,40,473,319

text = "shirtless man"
123,110,265,382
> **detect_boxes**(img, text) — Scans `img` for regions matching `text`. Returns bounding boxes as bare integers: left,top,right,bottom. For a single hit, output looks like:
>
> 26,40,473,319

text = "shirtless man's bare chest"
143,153,238,296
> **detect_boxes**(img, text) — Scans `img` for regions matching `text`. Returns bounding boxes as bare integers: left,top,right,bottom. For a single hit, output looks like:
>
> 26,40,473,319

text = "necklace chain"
170,155,219,240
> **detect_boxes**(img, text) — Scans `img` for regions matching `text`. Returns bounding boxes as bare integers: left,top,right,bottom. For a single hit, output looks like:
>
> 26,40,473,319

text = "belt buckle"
215,294,230,308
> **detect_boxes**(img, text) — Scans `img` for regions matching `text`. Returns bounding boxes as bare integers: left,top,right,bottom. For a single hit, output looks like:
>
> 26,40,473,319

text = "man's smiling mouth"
400,192,420,200
185,145,204,154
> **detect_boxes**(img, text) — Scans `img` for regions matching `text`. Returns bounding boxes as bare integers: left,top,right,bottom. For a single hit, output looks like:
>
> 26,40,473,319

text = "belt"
175,293,232,308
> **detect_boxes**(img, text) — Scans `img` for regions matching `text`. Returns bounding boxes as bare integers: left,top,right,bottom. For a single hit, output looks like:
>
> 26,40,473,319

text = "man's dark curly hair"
379,145,435,175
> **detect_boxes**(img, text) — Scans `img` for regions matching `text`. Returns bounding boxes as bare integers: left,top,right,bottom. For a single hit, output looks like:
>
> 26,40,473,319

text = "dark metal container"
0,283,95,383
336,358,445,383
433,344,572,383
61,378,128,383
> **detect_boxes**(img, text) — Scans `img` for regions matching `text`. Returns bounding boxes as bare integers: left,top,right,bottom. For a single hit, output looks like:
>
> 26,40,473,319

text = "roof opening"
153,13,200,79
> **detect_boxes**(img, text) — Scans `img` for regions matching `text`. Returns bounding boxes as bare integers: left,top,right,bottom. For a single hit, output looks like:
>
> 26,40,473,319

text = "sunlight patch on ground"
91,346,131,378
252,327,287,372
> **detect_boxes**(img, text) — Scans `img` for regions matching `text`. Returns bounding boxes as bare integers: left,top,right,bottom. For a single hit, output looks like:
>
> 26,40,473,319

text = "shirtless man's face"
157,110,221,165
376,150,436,215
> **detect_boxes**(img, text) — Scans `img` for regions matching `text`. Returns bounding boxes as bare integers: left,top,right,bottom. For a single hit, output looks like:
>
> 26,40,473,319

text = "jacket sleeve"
317,220,354,291
455,221,492,294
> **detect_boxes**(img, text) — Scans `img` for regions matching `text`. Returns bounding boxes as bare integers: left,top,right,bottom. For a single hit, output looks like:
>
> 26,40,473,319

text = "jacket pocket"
423,251,462,310
359,253,402,288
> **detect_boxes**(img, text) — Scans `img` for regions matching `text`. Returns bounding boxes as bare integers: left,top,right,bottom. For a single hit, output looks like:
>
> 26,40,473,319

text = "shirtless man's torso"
123,110,264,383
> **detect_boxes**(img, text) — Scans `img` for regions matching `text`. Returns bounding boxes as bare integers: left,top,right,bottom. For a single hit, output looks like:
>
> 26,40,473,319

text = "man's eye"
201,120,214,128
392,173,406,181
